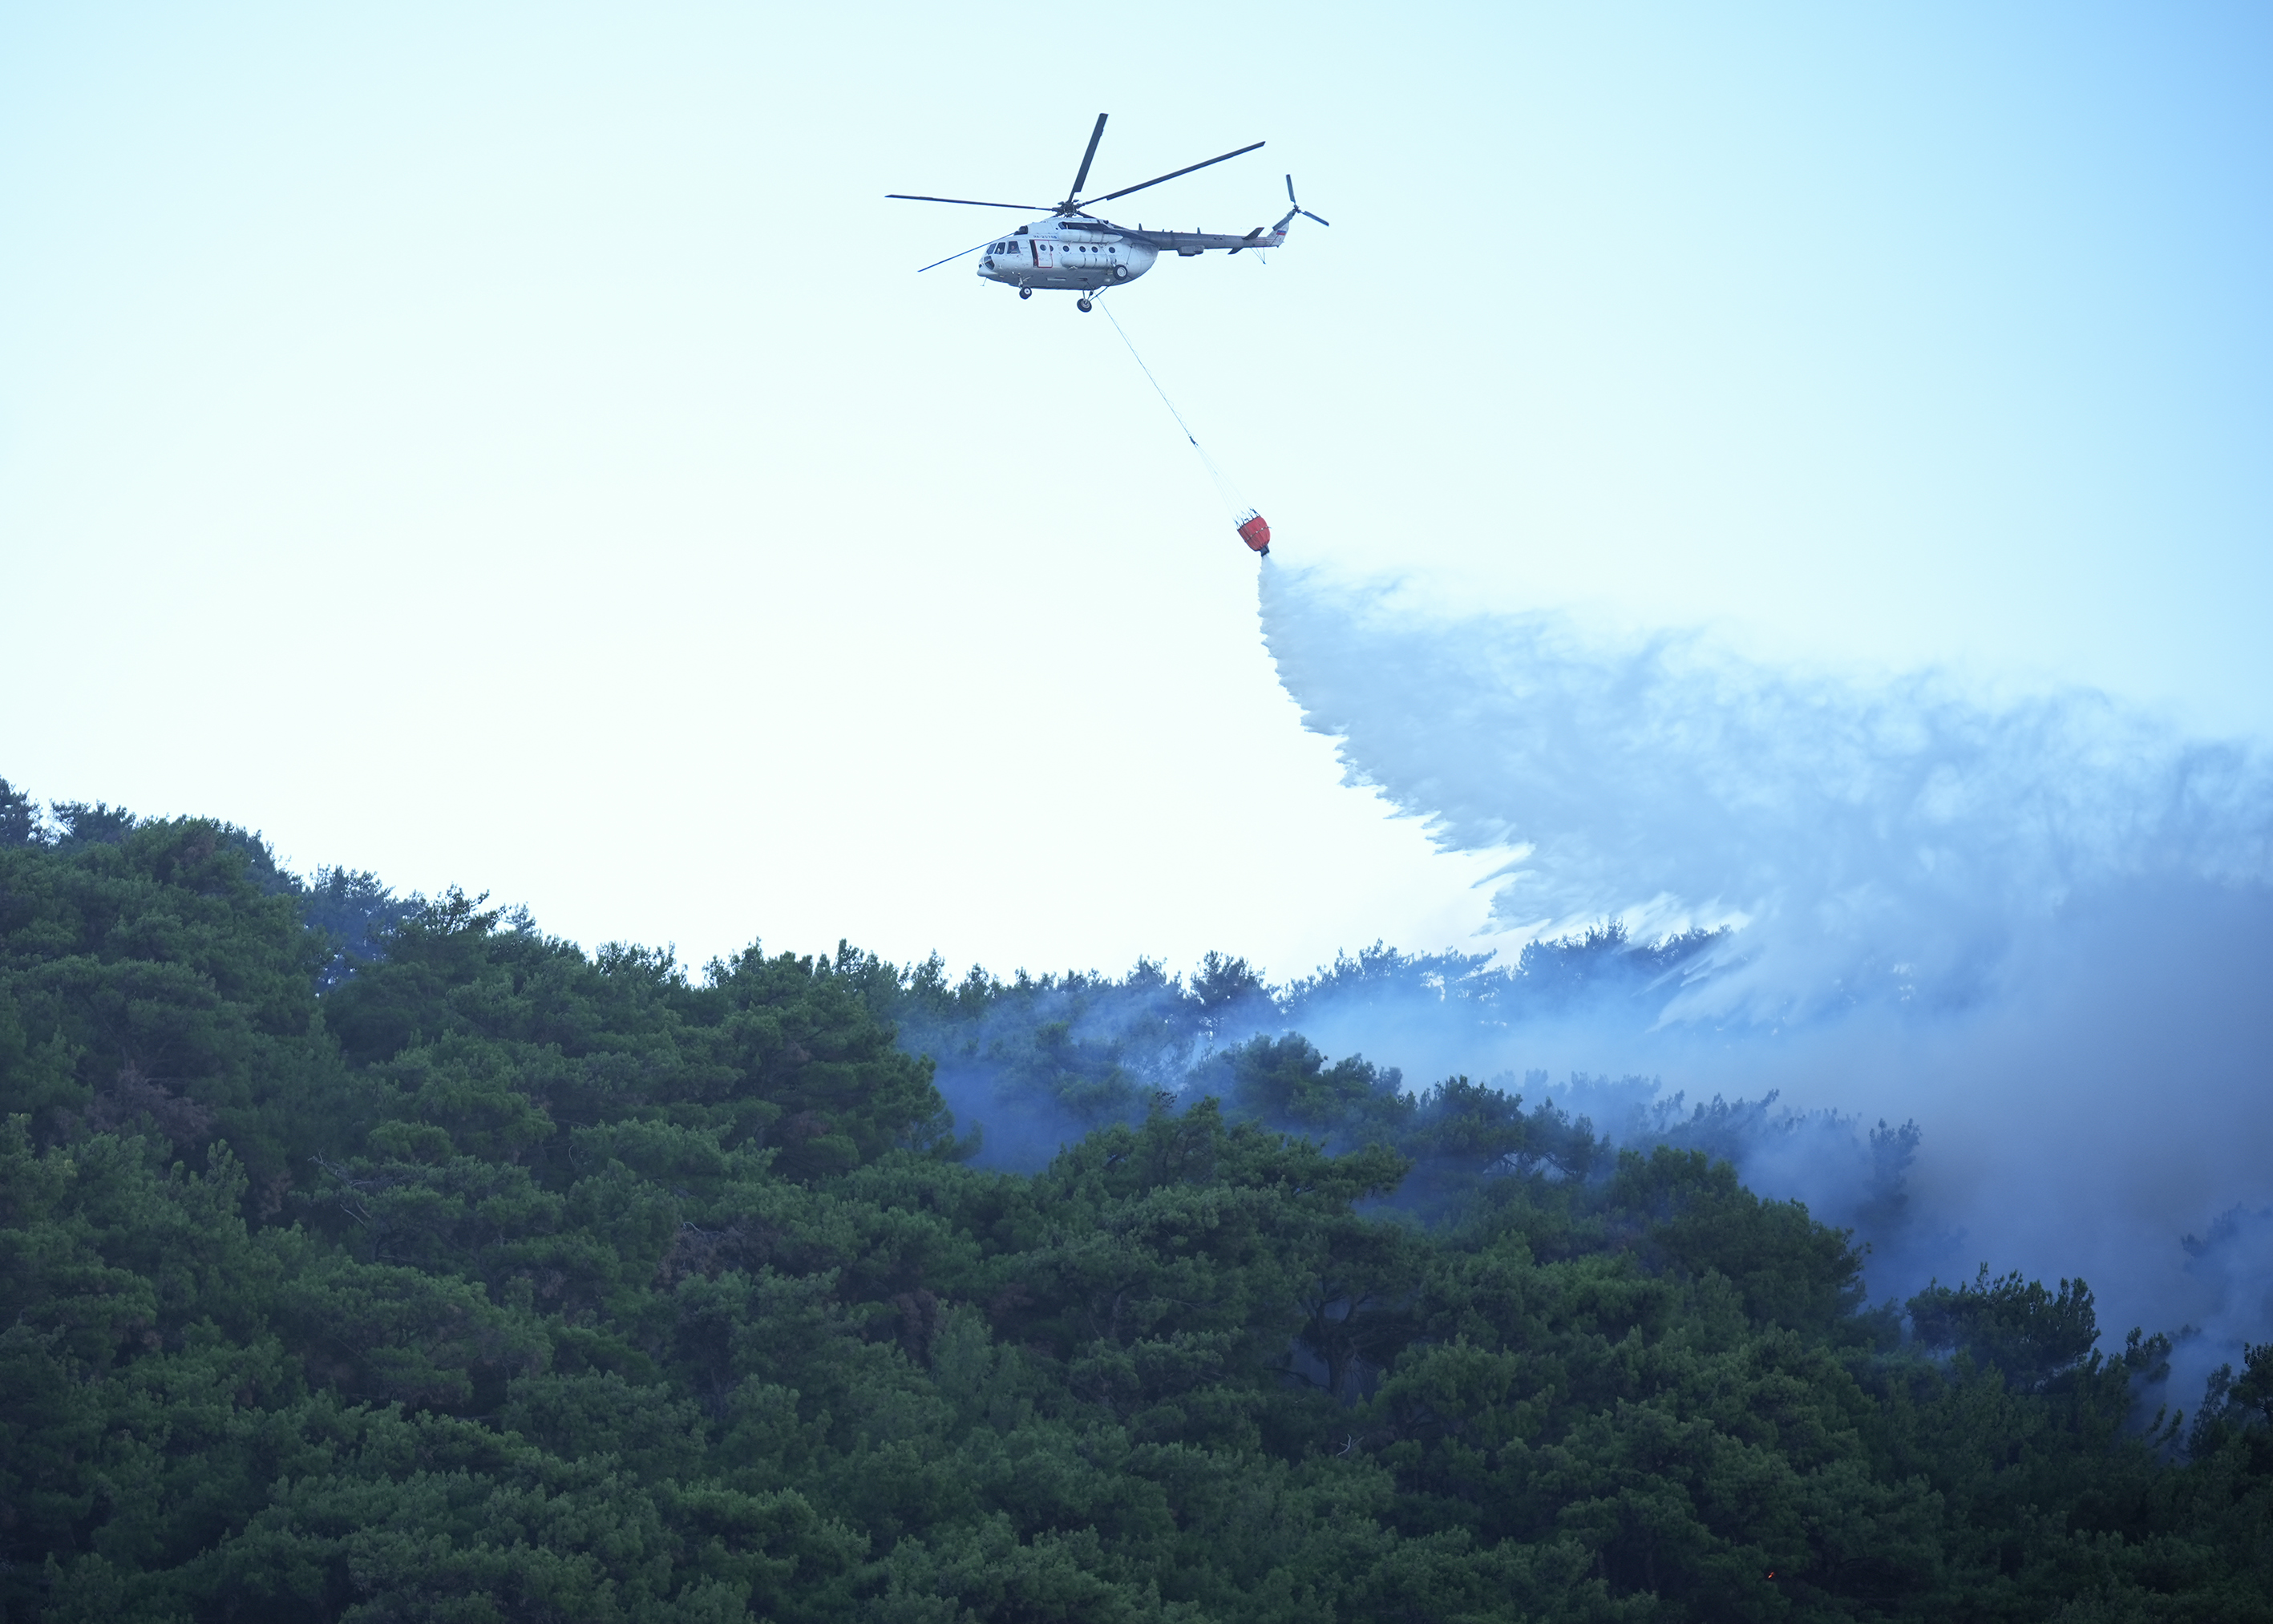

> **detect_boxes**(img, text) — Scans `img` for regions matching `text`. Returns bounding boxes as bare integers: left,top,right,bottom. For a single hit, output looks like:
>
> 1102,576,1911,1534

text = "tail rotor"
1284,174,1329,228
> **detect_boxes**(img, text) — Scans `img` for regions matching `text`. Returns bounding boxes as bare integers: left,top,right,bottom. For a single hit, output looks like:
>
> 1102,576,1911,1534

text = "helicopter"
888,114,1329,311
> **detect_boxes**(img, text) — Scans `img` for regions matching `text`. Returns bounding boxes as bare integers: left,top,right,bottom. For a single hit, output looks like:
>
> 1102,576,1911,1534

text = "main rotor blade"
915,236,1003,273
1078,140,1264,207
887,193,1050,210
1066,114,1108,202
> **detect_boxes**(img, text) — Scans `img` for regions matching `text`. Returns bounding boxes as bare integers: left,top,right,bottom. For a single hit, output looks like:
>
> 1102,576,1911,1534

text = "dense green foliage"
2,798,2269,1620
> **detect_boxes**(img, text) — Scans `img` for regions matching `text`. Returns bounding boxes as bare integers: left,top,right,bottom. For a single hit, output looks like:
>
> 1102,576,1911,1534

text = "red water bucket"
1236,511,1272,555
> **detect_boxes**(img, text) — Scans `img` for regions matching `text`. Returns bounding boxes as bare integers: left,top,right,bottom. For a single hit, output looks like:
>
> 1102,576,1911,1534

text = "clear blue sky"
4,2,2267,978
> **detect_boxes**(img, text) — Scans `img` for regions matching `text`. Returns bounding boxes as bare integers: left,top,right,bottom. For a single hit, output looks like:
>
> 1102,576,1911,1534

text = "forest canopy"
1,783,2267,1621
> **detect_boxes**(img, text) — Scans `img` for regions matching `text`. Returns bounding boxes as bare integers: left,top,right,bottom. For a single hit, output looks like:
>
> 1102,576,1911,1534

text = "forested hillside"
2,791,2268,1621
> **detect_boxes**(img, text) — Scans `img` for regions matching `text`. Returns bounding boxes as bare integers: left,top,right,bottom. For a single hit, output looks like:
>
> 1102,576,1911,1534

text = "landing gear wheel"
1077,297,1094,313
1018,287,1033,301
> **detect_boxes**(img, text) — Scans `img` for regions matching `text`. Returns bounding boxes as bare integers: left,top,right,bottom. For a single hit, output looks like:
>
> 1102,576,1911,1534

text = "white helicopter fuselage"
977,222,1157,292
973,216,1300,294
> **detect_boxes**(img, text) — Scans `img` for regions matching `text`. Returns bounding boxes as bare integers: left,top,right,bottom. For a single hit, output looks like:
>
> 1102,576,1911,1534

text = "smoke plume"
1256,564,2273,1407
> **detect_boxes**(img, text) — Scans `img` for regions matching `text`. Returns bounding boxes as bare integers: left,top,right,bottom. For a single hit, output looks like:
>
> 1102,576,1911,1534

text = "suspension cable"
1101,304,1244,509
1103,305,1199,447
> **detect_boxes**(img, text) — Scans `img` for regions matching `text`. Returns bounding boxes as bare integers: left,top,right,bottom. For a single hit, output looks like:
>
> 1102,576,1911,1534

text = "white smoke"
1259,563,2273,1405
